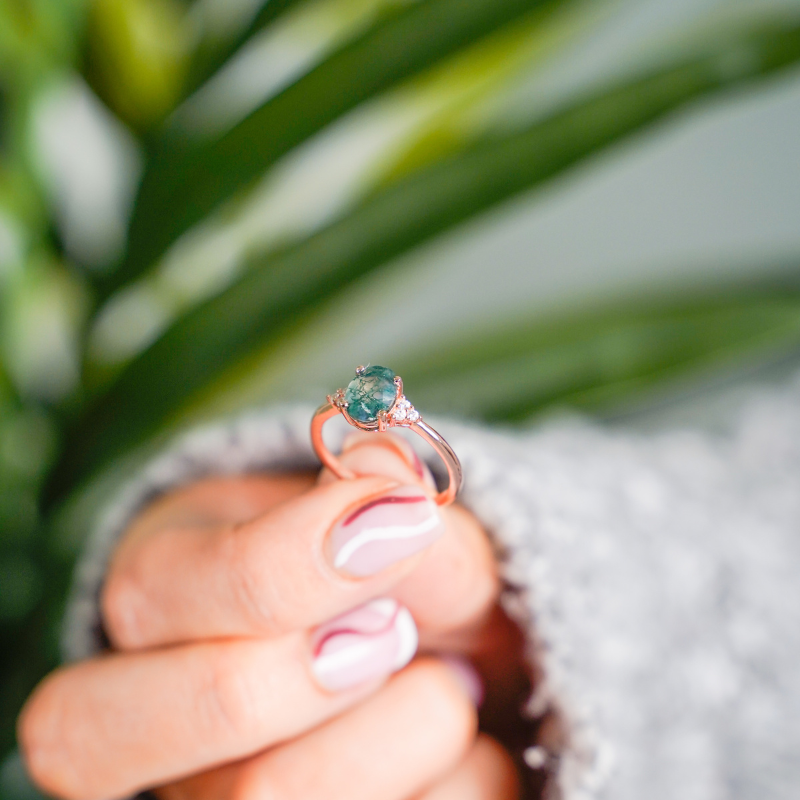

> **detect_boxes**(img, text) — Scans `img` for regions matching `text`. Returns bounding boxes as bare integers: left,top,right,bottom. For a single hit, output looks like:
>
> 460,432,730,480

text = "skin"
18,434,528,800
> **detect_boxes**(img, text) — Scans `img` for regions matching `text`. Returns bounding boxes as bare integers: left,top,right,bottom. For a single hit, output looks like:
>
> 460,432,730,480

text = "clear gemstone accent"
391,396,419,424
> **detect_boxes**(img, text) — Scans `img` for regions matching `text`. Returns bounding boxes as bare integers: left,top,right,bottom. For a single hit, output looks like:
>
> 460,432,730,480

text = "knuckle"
203,652,262,741
220,524,278,633
100,569,149,649
221,523,308,637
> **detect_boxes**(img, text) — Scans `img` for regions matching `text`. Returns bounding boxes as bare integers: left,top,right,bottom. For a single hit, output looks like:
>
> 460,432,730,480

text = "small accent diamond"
391,396,419,424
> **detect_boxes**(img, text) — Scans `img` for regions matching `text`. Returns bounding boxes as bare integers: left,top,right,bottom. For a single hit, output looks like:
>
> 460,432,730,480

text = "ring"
311,365,462,506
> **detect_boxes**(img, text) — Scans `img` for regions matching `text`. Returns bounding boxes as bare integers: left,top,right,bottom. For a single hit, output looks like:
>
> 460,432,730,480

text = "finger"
318,440,524,717
118,472,316,540
396,502,498,642
318,432,438,492
320,436,500,645
156,659,478,800
413,734,520,800
18,599,418,800
103,470,446,649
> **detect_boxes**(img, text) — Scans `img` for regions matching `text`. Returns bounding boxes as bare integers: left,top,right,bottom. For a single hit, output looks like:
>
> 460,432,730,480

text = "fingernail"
329,486,444,576
311,599,418,692
441,655,485,708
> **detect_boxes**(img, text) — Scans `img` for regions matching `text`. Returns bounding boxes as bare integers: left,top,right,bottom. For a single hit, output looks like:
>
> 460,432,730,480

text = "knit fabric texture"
62,379,800,800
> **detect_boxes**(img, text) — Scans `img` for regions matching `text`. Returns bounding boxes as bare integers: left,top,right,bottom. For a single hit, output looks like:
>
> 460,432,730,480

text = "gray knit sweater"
62,375,800,800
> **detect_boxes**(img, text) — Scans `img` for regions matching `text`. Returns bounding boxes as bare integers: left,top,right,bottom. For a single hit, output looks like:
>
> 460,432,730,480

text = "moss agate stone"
344,366,397,423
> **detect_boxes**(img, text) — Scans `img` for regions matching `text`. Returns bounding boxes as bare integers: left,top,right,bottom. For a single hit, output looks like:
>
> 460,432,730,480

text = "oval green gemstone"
344,366,396,423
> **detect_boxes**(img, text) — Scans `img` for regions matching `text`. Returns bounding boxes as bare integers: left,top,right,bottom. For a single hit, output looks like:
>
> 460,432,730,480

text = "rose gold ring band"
310,401,462,507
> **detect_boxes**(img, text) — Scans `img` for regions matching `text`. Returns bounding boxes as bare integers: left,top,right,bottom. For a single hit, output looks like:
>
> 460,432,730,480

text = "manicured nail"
329,486,444,576
311,599,418,692
442,655,485,708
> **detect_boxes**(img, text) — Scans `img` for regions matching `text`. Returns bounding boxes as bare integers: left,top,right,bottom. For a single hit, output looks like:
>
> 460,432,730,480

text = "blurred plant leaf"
82,0,606,371
46,18,800,501
399,284,800,421
0,168,46,238
109,0,548,294
184,0,317,98
1,253,88,403
172,0,450,145
0,0,87,241
369,0,614,187
83,0,192,128
0,0,86,77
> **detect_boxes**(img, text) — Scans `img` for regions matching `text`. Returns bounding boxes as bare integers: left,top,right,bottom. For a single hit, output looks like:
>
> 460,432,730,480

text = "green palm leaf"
184,0,305,96
109,0,547,294
400,283,800,421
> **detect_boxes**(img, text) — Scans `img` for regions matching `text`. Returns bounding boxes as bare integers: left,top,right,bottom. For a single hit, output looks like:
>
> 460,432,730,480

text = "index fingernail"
328,486,443,577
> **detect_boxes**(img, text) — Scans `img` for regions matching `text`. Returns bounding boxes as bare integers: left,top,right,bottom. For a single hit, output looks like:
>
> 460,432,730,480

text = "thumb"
317,432,437,493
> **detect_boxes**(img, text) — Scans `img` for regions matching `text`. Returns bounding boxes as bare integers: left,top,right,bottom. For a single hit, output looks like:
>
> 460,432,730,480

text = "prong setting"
328,389,348,409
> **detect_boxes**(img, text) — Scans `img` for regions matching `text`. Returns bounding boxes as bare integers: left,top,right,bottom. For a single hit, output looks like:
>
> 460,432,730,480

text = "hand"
19,435,529,799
